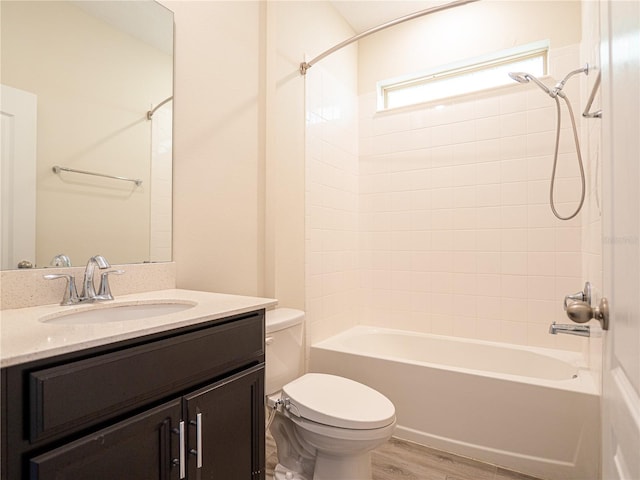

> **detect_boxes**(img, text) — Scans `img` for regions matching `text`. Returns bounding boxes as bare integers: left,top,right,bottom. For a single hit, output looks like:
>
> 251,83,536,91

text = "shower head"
508,72,530,83
508,71,551,95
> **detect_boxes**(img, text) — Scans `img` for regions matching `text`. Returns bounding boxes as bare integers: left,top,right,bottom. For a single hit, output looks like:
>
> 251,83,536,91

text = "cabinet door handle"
179,420,186,479
190,412,203,469
196,412,203,469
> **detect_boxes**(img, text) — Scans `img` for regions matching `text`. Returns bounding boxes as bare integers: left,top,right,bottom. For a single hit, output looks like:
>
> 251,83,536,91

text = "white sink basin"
41,301,197,325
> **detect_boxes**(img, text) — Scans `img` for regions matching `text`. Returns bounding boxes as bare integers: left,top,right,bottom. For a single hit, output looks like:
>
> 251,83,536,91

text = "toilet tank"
265,308,304,395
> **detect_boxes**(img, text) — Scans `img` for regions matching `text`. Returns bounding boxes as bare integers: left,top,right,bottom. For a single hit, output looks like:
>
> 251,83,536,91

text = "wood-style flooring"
266,433,545,480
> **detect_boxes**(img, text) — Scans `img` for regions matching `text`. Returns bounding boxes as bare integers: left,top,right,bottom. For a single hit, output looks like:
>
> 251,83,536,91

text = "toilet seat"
282,373,395,430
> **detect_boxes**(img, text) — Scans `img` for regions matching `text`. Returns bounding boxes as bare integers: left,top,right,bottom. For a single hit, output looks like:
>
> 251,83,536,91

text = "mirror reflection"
1,0,173,270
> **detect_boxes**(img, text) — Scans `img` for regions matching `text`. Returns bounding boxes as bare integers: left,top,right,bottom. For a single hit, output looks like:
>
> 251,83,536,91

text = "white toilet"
265,308,396,480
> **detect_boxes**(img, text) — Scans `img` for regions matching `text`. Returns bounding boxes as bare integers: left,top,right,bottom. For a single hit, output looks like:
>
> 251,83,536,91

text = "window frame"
377,40,550,111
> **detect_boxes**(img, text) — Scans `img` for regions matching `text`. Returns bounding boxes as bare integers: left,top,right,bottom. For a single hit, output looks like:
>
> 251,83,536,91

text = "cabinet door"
29,399,182,480
185,364,265,480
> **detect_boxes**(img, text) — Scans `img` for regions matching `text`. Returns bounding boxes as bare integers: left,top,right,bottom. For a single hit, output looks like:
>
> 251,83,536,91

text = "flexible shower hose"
549,94,586,220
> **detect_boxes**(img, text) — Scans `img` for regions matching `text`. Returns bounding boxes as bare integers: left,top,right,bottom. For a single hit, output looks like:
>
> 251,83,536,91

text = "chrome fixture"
43,273,80,305
300,0,479,75
45,255,123,305
562,281,609,330
508,65,589,221
50,253,72,267
566,297,610,330
552,65,590,98
96,269,125,301
81,255,111,300
53,165,142,187
564,282,592,310
583,71,602,118
509,65,589,99
147,96,173,120
549,322,590,337
508,71,552,94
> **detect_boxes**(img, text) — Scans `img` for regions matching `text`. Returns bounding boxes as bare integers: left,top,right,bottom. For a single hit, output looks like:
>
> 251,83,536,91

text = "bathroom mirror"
0,0,173,270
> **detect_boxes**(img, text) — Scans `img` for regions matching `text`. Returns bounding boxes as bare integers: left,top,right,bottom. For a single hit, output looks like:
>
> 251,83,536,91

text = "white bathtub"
309,326,600,480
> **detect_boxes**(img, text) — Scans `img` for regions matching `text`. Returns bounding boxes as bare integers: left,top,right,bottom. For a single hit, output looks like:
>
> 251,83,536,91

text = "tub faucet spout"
549,322,590,337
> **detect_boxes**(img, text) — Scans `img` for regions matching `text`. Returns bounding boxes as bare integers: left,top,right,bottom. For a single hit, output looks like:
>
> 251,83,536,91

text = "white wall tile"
476,274,502,296
501,252,528,275
501,275,528,299
476,296,501,319
500,229,527,251
500,112,527,137
501,158,529,183
302,42,591,351
476,252,501,274
526,106,556,134
475,116,501,140
476,185,501,207
451,120,477,144
500,91,527,115
500,135,528,161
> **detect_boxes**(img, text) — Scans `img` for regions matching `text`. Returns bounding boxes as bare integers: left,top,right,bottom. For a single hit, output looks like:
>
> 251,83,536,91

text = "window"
378,41,549,110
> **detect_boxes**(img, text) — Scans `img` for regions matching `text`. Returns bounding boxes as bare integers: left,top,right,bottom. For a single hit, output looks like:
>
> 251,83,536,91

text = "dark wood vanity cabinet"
29,399,183,480
1,310,266,480
184,366,264,479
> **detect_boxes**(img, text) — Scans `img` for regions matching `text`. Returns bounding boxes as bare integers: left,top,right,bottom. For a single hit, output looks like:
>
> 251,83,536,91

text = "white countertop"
0,289,278,368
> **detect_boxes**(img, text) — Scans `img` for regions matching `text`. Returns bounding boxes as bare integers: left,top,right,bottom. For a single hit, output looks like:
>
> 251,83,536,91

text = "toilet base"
313,451,371,480
274,452,371,480
274,464,310,480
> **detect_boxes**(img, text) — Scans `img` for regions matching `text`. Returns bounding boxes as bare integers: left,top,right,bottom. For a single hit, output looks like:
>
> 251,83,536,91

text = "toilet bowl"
266,309,396,480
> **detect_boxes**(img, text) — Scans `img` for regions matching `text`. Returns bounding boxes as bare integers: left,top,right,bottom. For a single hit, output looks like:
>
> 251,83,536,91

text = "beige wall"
264,1,308,308
358,0,582,94
164,0,354,303
2,1,171,267
163,0,265,296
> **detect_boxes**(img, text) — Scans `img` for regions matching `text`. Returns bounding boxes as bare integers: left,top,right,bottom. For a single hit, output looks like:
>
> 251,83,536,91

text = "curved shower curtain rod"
299,0,479,75
147,96,173,120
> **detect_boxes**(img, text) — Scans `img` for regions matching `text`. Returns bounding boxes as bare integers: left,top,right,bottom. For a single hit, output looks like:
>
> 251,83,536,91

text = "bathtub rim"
311,325,598,396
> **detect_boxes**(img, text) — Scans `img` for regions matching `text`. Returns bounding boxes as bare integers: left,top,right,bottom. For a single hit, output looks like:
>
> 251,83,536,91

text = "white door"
0,84,37,269
601,1,640,479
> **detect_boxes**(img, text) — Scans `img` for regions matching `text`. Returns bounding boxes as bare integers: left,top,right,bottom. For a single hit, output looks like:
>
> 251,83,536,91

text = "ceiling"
329,1,449,33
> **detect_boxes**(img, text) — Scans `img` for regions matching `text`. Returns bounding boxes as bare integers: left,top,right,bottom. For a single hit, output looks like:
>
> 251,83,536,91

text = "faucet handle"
563,282,592,310
566,297,610,330
44,274,79,305
96,269,124,301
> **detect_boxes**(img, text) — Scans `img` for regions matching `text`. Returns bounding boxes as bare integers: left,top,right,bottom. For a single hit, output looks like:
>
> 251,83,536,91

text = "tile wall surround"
304,59,360,346
0,262,176,310
305,43,599,354
357,44,587,351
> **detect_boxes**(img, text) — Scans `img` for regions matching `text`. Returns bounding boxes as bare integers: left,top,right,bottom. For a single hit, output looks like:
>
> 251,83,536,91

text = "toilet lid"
282,373,395,430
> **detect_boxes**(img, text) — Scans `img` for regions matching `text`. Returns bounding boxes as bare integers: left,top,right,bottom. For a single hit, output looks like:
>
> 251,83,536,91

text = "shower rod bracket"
147,96,173,120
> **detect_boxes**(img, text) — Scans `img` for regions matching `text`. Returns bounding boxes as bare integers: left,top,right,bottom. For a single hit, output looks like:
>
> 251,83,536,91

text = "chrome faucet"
45,255,124,305
81,255,111,300
549,322,590,337
50,253,72,267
